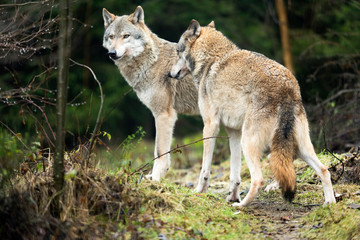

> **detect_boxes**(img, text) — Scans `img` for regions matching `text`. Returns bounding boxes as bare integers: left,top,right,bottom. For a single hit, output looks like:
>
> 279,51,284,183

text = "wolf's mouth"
107,50,123,60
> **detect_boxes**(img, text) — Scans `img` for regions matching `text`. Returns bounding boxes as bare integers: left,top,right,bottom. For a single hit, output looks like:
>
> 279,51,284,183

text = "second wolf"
102,6,199,181
170,20,336,207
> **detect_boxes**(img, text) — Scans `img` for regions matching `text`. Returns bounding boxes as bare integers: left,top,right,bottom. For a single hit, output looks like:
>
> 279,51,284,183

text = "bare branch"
69,58,104,162
315,89,360,108
0,1,46,7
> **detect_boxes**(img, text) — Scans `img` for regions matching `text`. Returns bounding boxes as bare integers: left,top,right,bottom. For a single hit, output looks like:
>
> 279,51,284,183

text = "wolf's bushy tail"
269,104,297,202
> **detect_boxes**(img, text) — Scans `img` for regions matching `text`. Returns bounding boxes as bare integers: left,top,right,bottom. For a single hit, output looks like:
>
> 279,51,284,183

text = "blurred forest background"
0,0,359,153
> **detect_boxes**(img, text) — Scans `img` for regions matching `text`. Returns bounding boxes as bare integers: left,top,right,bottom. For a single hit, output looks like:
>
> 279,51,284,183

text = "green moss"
300,204,360,239
130,179,259,239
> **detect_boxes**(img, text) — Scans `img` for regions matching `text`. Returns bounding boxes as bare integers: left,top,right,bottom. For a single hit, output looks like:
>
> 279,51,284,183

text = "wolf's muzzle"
168,71,181,80
107,50,120,60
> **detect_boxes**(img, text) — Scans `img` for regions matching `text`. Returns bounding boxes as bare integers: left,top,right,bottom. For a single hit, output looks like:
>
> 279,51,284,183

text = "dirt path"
244,200,315,239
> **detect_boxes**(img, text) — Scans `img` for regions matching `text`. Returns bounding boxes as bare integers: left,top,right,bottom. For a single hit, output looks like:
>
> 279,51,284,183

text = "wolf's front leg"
195,118,220,193
150,110,177,182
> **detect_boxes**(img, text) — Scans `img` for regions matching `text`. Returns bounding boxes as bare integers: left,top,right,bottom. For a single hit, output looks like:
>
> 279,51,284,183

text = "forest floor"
1,144,360,239
161,147,360,239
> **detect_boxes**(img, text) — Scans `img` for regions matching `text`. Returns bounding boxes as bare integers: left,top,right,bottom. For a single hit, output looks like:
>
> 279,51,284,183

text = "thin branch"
0,120,31,151
26,98,56,141
0,1,46,7
69,58,103,162
130,136,229,176
25,100,55,148
316,89,360,108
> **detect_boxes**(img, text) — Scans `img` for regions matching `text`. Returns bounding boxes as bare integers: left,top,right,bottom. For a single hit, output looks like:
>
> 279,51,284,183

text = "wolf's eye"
108,34,115,40
123,34,130,39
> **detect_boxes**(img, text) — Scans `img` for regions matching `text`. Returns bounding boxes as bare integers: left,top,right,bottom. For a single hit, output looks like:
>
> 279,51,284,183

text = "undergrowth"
0,130,360,239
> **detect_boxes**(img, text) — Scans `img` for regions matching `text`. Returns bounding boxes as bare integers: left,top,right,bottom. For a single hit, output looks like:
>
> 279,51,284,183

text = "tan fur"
103,7,199,181
269,130,296,198
170,20,336,207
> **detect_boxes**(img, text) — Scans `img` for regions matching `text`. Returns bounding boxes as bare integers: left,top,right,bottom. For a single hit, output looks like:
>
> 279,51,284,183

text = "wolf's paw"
144,174,152,180
232,202,246,208
145,173,161,182
195,182,208,193
323,201,336,206
324,195,337,205
264,180,279,192
226,193,241,203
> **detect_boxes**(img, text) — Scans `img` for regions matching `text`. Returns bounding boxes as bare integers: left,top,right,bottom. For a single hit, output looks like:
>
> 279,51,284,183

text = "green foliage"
117,126,146,160
0,129,22,189
0,0,358,151
0,126,46,191
289,0,360,99
98,126,147,172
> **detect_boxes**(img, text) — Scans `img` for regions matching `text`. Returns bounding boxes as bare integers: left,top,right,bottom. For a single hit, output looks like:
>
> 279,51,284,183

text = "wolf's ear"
103,8,116,29
188,19,201,37
207,20,215,28
129,6,144,24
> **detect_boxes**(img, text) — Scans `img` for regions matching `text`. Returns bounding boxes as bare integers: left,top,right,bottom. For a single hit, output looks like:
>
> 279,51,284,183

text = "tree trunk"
54,0,72,216
275,0,295,74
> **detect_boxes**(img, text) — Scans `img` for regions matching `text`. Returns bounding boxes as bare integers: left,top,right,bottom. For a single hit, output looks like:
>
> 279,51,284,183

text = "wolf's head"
169,20,215,80
102,6,150,61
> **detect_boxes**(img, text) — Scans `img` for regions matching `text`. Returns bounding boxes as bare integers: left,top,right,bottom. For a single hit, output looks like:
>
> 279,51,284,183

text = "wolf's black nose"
107,50,117,60
168,71,180,79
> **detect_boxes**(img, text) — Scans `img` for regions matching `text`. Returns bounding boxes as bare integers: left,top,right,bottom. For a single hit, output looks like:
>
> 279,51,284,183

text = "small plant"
0,129,23,189
116,126,146,171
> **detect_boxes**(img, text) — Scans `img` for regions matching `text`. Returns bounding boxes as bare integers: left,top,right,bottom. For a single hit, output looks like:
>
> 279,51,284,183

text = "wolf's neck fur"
191,28,237,83
200,28,238,59
115,29,160,89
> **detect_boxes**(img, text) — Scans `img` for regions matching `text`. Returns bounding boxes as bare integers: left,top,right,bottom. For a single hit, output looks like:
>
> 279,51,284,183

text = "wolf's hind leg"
150,109,177,182
233,122,265,207
225,127,242,202
295,117,336,204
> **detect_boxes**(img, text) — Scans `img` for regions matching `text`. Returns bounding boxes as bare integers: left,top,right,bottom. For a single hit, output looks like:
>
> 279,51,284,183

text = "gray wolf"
169,20,336,207
102,6,199,181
